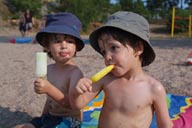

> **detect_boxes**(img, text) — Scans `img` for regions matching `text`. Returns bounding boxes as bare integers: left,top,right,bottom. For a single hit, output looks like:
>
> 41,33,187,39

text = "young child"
69,11,172,128
15,12,84,128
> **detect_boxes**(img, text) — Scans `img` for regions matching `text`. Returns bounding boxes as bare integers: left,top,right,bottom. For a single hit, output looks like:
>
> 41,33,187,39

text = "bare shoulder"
70,65,83,74
47,63,55,68
146,75,166,95
69,65,83,79
47,63,55,73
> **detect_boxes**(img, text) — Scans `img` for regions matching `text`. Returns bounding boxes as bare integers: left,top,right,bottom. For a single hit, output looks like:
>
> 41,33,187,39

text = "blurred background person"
24,9,33,36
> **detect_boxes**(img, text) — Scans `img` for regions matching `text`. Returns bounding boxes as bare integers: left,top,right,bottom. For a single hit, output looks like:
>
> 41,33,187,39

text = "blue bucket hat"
89,11,155,66
36,12,84,51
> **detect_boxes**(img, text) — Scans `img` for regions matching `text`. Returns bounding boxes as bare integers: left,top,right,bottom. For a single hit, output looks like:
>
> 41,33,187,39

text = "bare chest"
49,77,69,94
104,83,153,113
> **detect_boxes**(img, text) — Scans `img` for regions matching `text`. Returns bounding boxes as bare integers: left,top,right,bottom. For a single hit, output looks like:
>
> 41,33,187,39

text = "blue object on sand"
14,37,33,43
83,39,89,44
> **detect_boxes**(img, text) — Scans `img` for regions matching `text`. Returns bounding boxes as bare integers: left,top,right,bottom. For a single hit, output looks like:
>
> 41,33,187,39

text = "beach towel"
81,92,192,128
81,91,104,128
151,94,192,128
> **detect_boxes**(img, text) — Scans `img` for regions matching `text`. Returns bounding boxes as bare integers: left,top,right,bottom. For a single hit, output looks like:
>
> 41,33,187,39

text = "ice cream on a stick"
90,65,114,83
35,52,47,78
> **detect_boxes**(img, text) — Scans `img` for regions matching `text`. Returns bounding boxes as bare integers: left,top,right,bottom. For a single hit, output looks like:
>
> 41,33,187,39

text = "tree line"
1,0,192,33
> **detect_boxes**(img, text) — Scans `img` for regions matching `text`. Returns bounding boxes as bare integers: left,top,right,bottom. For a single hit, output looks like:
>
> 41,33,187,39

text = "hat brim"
36,25,84,51
89,25,156,66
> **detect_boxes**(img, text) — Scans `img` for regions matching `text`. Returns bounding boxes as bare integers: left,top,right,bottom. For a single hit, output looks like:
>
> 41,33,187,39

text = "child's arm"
69,77,101,110
34,78,65,105
69,65,113,109
152,82,172,128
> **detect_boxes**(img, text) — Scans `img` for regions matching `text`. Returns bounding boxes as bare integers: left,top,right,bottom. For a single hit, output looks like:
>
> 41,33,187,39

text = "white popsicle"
36,52,47,78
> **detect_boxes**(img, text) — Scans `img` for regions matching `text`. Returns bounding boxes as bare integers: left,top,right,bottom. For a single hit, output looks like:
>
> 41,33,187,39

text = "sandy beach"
0,25,192,127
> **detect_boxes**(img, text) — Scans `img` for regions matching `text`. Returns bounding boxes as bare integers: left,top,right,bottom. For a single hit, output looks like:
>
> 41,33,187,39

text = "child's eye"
67,39,75,44
111,46,117,51
100,50,106,56
56,40,62,43
65,36,76,44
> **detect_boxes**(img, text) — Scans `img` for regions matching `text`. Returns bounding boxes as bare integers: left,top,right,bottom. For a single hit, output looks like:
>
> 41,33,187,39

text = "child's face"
48,35,77,63
98,34,140,77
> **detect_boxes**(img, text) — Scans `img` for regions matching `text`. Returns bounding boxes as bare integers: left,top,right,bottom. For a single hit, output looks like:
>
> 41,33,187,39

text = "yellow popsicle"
91,65,114,83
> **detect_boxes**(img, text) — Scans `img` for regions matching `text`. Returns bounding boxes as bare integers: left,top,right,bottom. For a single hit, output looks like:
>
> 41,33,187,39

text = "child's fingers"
34,82,41,89
80,86,87,92
34,78,42,86
78,85,89,93
76,83,91,94
34,85,40,93
75,86,84,94
34,80,44,93
75,78,93,94
83,80,93,92
88,86,92,92
34,85,44,94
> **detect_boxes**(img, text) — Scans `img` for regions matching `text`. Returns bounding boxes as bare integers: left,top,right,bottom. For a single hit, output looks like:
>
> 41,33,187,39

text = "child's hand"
34,78,51,94
75,78,92,94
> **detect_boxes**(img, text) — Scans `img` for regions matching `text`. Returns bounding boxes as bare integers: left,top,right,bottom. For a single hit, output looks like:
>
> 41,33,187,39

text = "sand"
0,26,192,127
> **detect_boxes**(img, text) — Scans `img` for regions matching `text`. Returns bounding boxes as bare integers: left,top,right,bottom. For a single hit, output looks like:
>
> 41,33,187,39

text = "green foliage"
50,0,113,32
119,0,149,17
11,14,19,19
167,8,192,33
0,0,10,17
7,0,42,18
2,0,192,34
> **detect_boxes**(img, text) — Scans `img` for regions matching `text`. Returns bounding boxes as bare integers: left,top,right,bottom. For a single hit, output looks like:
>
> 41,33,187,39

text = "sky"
110,0,189,9
110,0,117,4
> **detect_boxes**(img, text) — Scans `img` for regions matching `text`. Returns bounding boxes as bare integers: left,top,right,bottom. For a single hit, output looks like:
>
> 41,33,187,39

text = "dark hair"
96,27,147,66
40,33,78,58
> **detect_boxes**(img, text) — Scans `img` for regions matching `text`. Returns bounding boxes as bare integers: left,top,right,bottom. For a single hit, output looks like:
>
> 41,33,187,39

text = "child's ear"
135,41,144,56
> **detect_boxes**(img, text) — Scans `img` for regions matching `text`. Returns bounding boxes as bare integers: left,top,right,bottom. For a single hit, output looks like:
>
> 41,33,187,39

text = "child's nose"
105,52,112,61
61,41,67,49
